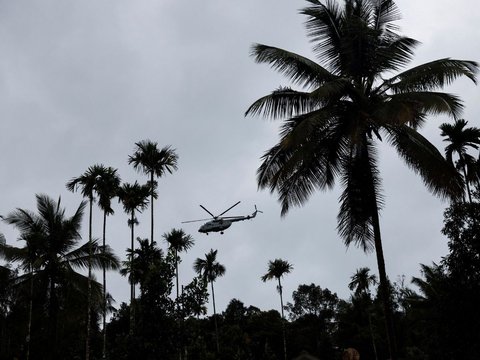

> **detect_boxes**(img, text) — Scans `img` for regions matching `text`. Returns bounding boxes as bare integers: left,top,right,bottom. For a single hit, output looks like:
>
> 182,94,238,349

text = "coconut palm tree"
117,181,150,334
128,140,178,244
440,119,480,202
246,1,476,358
93,165,121,359
66,164,108,359
193,249,225,354
349,267,379,360
1,194,119,359
163,228,195,300
261,258,293,360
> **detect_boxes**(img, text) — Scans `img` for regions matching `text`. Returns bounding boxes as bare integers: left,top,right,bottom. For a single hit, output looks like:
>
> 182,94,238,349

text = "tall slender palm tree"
348,267,378,360
117,181,150,334
93,166,121,359
246,1,476,358
261,259,293,360
440,119,480,202
193,249,225,354
128,140,179,244
163,229,194,360
163,228,195,300
66,164,108,360
1,194,119,360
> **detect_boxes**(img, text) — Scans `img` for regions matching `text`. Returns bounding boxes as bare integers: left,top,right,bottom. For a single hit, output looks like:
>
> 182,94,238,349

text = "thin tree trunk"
367,311,378,360
460,158,473,203
130,211,135,336
49,278,59,360
26,269,34,360
102,210,107,360
278,278,287,360
150,171,154,245
175,249,179,299
371,207,397,360
86,198,93,360
175,249,182,360
210,280,219,354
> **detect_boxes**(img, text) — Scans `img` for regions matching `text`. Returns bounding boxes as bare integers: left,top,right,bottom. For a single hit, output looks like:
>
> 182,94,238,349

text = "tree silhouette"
128,140,178,244
440,119,480,202
163,228,195,300
261,258,293,360
66,164,109,360
246,1,476,358
193,249,225,354
117,181,150,334
92,165,121,359
1,194,119,360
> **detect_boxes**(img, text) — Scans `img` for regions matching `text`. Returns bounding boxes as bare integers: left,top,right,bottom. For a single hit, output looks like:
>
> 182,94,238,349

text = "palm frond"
376,92,464,126
301,0,343,72
250,44,336,88
257,110,349,215
337,140,382,251
385,125,464,200
389,59,478,92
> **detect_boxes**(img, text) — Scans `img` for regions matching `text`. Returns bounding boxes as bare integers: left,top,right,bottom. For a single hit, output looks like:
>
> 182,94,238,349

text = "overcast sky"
1,0,478,316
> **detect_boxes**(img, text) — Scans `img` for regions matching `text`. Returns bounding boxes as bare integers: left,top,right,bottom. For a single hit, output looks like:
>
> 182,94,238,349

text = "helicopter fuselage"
199,219,232,234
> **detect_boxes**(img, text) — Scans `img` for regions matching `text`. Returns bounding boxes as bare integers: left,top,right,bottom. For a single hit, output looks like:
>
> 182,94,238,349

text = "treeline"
1,190,480,359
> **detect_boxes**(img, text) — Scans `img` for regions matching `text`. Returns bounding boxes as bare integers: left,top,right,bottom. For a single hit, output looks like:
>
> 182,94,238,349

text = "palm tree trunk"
130,211,135,336
367,311,378,360
48,278,59,360
175,249,179,299
150,171,154,245
278,278,287,360
210,280,220,354
372,207,397,360
86,197,93,360
175,249,182,360
102,210,107,360
26,269,34,360
460,157,473,203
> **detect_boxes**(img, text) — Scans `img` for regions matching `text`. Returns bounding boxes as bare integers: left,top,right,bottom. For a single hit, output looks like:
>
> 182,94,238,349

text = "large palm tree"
261,258,293,360
66,164,108,359
246,1,477,358
193,249,225,354
440,119,480,202
128,140,179,244
163,228,195,300
117,181,150,334
1,194,119,360
93,165,121,359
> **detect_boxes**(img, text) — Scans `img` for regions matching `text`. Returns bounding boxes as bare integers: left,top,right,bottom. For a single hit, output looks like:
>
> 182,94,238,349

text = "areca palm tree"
117,181,150,334
1,194,119,359
66,164,108,359
349,267,377,298
440,119,480,202
348,267,378,360
193,249,225,354
246,1,477,358
163,228,195,300
261,258,293,360
128,140,178,244
93,165,121,359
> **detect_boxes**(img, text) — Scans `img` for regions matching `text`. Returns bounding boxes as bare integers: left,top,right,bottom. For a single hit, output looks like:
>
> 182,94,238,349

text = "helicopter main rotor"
182,201,242,223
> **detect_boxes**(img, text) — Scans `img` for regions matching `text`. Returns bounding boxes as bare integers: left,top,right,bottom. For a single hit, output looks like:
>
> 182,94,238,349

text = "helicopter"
182,201,262,234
